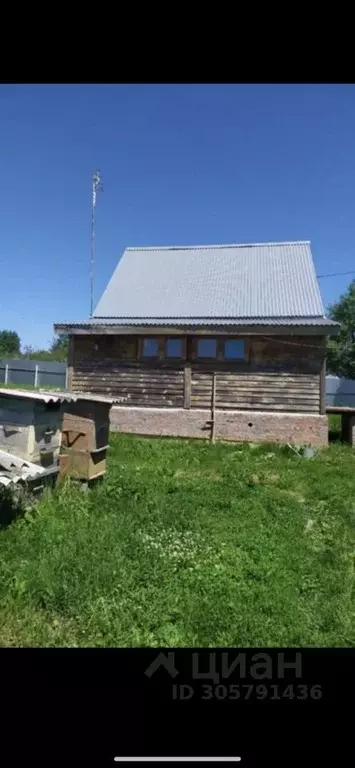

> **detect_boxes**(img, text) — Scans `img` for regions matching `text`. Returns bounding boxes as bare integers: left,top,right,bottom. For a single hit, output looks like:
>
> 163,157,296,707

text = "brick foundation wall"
110,406,329,447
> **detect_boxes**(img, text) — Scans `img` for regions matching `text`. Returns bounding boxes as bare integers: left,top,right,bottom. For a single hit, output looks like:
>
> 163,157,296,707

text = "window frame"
137,335,248,362
196,338,218,360
141,337,160,359
223,338,246,361
165,337,185,360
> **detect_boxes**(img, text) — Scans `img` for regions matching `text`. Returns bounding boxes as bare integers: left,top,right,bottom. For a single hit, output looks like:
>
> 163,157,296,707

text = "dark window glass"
142,338,159,357
224,339,245,359
166,338,183,358
197,339,217,358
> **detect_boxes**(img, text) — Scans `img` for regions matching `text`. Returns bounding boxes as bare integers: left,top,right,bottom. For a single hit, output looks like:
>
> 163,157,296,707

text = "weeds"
0,433,354,646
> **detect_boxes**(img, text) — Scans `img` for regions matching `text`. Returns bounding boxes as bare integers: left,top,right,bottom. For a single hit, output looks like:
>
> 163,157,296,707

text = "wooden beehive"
59,447,107,481
59,396,112,481
0,388,113,483
61,400,110,453
0,390,64,466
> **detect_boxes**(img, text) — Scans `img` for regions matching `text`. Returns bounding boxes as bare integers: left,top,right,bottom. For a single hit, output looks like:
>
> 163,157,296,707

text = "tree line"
0,331,68,363
0,279,354,374
326,279,355,379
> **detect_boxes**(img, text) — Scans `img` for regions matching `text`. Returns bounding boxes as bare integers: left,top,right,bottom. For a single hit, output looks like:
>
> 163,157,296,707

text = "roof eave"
54,318,340,337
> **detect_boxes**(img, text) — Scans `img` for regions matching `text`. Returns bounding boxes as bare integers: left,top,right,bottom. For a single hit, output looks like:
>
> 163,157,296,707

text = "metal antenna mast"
90,170,103,317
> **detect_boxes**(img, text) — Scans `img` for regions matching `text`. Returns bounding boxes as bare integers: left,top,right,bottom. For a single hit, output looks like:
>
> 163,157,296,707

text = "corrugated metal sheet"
326,375,355,407
0,450,47,487
0,389,118,404
92,241,326,320
55,316,338,329
0,358,66,389
0,388,73,403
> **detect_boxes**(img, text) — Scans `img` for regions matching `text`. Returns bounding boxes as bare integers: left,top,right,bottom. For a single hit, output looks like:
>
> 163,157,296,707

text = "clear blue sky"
1,84,355,349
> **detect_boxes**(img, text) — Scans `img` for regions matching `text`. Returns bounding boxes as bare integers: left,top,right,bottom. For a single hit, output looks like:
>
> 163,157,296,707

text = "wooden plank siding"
71,333,326,414
191,371,320,413
72,362,184,407
67,335,75,392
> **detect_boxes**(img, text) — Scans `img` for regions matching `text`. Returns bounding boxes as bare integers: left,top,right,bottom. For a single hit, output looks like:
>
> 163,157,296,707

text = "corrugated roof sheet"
0,450,47,487
55,316,338,329
0,389,119,404
93,241,326,320
0,389,74,403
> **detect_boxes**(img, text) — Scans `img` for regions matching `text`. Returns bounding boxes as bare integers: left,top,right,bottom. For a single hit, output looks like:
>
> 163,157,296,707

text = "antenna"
90,170,103,317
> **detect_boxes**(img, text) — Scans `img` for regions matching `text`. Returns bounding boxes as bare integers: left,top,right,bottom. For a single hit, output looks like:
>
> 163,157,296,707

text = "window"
166,338,184,358
224,339,245,360
142,338,159,357
197,338,217,358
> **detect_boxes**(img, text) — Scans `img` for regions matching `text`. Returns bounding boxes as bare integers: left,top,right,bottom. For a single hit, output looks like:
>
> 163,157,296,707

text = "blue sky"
1,84,355,349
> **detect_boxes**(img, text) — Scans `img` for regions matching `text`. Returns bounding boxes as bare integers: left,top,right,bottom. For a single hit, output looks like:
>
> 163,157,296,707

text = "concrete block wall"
110,406,329,447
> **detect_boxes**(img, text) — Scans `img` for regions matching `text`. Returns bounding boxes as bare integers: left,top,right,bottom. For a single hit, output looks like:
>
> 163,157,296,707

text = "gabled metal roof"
93,241,327,320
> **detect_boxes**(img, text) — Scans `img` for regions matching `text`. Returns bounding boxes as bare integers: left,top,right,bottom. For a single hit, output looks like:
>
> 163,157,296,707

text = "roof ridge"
124,241,311,252
92,313,325,320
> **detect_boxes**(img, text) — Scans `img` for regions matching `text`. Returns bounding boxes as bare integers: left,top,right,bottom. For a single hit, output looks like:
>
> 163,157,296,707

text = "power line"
317,270,355,279
260,335,327,350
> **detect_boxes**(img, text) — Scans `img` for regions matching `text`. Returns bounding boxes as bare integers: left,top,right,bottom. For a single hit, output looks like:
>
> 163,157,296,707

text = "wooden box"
61,401,111,453
0,393,63,465
59,447,107,481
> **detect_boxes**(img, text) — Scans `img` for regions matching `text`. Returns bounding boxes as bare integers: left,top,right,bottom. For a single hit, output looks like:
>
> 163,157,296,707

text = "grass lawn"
0,431,354,647
0,383,64,391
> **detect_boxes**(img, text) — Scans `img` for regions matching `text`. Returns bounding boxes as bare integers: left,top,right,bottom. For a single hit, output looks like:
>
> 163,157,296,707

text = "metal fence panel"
0,359,67,389
38,367,67,388
326,375,355,407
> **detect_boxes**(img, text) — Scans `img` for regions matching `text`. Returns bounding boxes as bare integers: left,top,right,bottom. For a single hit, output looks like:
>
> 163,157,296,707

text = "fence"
326,375,355,408
0,359,67,389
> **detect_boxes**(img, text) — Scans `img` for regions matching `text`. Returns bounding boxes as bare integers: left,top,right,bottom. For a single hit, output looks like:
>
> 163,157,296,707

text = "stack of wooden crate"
59,398,111,482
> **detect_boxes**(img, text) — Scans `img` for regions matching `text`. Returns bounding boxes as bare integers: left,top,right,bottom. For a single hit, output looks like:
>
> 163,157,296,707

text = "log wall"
72,361,184,408
71,333,326,414
190,370,320,413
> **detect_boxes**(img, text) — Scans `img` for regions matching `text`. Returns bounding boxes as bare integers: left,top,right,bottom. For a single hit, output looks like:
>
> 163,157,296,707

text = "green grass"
0,432,355,647
0,383,64,391
328,413,341,440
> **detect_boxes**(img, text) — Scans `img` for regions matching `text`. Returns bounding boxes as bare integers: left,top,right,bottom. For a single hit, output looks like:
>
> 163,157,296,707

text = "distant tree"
49,334,68,362
25,349,54,361
327,280,355,378
22,345,35,359
21,335,68,362
0,330,21,358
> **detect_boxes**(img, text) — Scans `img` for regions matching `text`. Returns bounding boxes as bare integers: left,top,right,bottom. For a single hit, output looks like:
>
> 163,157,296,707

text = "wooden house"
54,241,339,446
